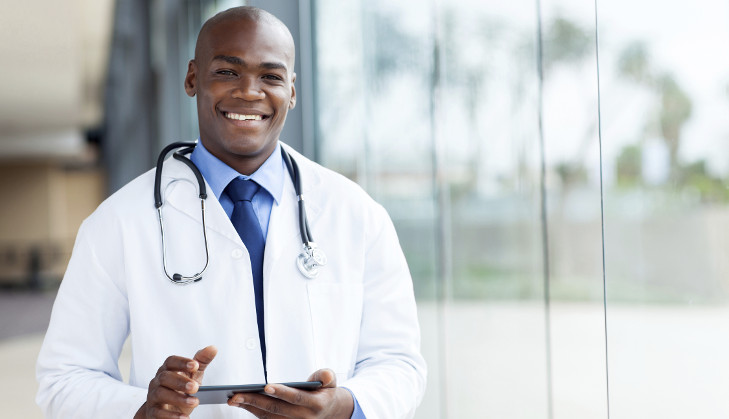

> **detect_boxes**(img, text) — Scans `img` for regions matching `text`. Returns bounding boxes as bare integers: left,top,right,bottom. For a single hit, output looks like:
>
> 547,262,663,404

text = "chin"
226,138,275,157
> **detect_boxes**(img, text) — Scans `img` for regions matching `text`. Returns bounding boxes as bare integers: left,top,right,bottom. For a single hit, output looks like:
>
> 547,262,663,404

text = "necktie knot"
227,178,260,202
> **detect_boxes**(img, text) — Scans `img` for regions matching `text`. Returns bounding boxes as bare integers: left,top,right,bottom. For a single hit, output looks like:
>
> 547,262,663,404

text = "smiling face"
184,15,296,175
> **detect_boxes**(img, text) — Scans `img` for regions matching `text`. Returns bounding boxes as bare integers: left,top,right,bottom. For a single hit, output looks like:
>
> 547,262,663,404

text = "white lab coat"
36,145,426,419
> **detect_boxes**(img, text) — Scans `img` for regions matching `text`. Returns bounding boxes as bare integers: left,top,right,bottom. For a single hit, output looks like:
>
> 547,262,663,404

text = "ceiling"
0,0,114,160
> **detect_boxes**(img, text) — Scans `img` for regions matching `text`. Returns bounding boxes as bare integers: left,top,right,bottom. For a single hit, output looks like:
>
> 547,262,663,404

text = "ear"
288,72,297,109
184,60,198,97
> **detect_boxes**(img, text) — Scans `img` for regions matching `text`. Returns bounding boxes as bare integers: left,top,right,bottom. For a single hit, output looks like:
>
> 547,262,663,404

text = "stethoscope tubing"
154,142,324,284
154,141,206,208
281,147,314,245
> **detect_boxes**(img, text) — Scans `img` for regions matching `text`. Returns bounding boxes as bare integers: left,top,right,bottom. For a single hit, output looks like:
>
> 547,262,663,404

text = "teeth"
225,112,263,121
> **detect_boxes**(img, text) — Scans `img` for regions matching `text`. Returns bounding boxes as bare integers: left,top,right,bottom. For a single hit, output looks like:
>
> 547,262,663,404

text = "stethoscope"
153,141,327,285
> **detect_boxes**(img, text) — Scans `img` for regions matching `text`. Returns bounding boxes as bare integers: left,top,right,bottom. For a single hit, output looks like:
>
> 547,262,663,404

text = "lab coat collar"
160,142,322,245
280,143,321,197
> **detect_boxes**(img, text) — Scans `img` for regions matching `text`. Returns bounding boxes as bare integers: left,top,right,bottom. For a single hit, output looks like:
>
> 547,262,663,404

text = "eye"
215,69,237,76
263,74,284,81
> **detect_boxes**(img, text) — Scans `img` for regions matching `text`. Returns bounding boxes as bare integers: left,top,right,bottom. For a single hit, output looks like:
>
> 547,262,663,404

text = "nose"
232,77,265,101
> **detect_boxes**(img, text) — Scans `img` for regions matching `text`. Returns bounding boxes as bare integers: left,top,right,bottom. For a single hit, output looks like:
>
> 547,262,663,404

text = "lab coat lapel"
262,177,296,279
263,152,321,279
161,157,240,244
263,146,323,278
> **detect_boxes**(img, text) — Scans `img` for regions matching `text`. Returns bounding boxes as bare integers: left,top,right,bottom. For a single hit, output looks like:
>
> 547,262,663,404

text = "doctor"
36,6,425,419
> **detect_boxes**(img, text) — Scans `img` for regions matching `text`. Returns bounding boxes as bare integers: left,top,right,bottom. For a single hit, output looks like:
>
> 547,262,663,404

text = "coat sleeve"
339,202,427,419
36,217,147,418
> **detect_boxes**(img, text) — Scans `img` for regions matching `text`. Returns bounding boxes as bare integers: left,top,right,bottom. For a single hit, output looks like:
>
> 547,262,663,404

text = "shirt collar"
189,140,284,205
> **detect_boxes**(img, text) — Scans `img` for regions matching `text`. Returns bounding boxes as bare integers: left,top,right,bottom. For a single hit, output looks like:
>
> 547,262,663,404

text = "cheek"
275,96,293,115
197,94,220,119
198,83,226,107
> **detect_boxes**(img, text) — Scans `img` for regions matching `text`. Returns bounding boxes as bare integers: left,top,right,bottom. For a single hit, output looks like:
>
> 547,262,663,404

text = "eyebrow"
212,55,288,72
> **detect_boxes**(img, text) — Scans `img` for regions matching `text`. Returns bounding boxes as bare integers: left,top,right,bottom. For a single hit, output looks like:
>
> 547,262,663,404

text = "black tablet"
195,381,323,404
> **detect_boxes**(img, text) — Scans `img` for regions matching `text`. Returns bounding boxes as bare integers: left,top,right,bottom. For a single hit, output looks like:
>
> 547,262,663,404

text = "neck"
200,140,278,176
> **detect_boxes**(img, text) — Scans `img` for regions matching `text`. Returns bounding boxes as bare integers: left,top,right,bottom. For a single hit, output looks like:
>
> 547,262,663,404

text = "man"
36,6,425,419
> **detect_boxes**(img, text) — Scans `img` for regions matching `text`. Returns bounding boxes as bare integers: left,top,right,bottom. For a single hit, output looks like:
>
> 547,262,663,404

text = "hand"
228,369,354,419
134,345,218,419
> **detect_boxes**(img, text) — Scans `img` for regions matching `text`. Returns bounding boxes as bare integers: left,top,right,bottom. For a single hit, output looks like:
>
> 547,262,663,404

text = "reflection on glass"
439,1,549,416
538,1,609,418
599,0,729,417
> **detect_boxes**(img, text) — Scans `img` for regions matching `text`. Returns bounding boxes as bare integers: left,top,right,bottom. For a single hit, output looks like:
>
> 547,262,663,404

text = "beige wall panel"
0,164,52,243
62,168,105,240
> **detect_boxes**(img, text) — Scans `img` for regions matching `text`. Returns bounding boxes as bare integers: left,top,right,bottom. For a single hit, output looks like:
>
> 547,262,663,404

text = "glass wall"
539,0,608,417
313,0,729,418
598,1,729,418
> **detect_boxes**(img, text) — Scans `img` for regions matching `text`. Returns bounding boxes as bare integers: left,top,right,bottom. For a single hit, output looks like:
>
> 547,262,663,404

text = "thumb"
307,368,336,388
191,345,218,382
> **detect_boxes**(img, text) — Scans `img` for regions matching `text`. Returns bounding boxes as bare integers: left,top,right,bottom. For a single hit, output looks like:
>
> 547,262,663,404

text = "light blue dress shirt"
189,140,366,418
190,141,284,241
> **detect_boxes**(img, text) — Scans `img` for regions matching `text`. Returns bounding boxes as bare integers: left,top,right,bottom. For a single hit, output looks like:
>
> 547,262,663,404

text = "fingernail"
186,397,197,405
186,382,196,392
187,361,197,370
233,395,244,403
265,386,275,394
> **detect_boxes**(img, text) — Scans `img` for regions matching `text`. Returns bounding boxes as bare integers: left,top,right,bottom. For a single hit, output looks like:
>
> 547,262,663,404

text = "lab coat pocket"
307,282,363,380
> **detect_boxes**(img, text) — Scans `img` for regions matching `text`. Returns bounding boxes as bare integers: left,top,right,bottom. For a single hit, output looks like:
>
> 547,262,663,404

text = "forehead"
198,18,295,69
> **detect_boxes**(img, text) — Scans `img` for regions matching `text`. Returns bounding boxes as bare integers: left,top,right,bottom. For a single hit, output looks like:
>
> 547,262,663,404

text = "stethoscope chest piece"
297,243,327,279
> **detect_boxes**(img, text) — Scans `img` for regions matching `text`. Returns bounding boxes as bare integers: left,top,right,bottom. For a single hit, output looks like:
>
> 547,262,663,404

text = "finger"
235,402,287,419
148,386,199,410
193,345,218,373
159,356,199,374
262,384,313,407
157,370,199,394
307,368,336,388
230,393,298,418
145,405,191,419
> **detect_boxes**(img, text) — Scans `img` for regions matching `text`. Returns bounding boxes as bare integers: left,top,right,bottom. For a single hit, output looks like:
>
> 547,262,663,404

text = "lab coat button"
232,249,244,259
245,338,257,350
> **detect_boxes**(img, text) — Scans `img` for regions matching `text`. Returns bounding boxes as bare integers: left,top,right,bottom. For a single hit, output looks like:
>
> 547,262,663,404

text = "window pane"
438,1,549,417
599,0,729,417
539,0,609,417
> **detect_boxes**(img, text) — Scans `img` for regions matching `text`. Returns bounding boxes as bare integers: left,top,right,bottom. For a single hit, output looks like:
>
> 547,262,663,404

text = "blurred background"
2,0,729,417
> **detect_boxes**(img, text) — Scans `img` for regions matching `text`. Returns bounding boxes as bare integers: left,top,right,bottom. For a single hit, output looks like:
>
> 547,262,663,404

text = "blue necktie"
225,178,266,374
